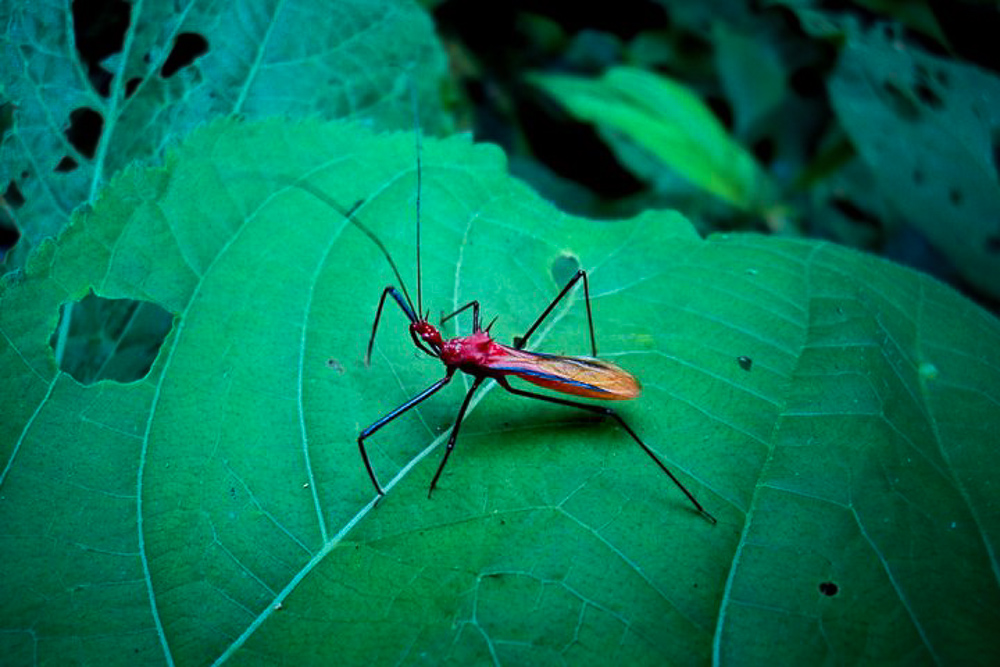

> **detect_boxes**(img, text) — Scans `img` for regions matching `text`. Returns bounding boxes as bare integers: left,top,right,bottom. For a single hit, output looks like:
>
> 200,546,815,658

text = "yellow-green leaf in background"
530,66,777,212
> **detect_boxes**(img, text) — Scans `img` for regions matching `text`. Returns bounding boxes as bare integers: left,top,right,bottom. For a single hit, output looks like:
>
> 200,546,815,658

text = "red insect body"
343,118,715,523
436,329,641,400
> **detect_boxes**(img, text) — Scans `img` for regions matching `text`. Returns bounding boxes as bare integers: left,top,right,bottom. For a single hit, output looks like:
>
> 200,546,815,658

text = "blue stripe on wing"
489,367,614,395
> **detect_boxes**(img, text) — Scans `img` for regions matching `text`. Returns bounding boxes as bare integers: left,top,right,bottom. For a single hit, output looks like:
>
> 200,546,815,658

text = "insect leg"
514,269,597,356
366,286,419,365
428,376,486,496
495,378,716,524
358,368,455,495
441,300,481,332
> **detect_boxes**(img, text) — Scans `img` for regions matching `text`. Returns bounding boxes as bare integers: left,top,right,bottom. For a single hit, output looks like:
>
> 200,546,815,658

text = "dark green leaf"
828,23,1000,297
0,0,447,270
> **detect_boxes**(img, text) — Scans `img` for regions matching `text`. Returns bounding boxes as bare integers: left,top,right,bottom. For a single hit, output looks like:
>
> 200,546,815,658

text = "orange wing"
486,346,641,400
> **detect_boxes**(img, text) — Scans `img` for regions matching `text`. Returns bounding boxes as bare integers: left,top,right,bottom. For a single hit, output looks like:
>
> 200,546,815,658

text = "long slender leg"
428,376,486,496
441,300,481,332
358,369,455,495
496,378,716,524
366,286,419,365
514,270,597,356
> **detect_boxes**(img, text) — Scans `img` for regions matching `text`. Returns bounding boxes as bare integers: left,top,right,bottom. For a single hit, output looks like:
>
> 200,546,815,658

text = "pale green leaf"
530,66,777,212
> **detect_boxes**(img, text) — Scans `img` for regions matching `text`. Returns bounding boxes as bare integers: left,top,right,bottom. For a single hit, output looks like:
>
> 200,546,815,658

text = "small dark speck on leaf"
949,188,963,206
819,581,839,596
327,358,343,373
986,236,1000,254
738,356,753,371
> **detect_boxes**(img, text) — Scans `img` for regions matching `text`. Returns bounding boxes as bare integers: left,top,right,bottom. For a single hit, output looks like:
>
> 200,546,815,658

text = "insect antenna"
411,83,425,320
279,177,417,316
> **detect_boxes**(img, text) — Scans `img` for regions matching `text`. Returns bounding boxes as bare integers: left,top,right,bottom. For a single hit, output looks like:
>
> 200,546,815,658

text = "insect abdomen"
490,349,641,400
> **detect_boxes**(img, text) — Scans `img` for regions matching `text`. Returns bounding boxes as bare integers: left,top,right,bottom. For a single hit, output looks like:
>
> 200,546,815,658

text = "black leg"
358,369,455,495
428,376,486,496
514,269,597,356
366,286,420,365
495,378,716,524
441,300,481,332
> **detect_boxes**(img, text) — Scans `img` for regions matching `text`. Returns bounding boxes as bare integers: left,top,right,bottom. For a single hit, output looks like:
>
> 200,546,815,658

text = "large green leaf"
2,119,999,665
0,0,447,269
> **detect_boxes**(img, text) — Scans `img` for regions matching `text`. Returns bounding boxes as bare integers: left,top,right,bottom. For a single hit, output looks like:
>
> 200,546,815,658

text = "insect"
308,127,715,524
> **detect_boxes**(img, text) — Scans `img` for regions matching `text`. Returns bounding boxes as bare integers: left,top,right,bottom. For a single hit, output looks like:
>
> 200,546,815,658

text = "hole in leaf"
551,253,580,287
65,107,104,159
4,179,25,208
55,156,79,173
2,180,24,253
913,80,943,109
50,292,173,385
71,0,131,97
160,32,209,78
0,219,19,254
880,80,920,121
72,0,131,61
819,581,839,597
124,77,141,98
